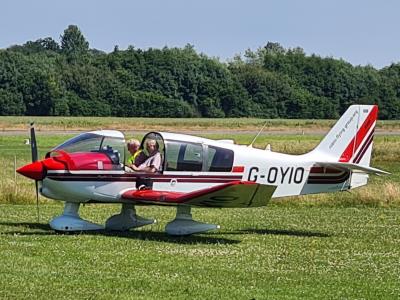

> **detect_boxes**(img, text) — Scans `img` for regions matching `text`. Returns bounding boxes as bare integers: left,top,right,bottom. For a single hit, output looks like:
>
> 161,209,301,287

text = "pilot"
125,139,142,171
130,139,161,173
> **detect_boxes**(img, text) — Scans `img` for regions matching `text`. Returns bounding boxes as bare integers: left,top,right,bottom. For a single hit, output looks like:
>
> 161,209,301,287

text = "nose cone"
17,161,45,180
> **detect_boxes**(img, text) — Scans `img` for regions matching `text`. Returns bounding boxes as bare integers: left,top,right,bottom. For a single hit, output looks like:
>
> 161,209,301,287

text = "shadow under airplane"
0,221,241,245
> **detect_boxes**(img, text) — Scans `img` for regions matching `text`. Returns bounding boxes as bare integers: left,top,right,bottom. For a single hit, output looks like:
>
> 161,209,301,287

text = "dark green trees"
0,26,399,119
60,25,89,57
0,89,25,115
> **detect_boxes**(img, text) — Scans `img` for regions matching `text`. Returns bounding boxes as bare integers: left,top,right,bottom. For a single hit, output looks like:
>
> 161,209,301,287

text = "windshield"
53,133,103,153
52,132,126,166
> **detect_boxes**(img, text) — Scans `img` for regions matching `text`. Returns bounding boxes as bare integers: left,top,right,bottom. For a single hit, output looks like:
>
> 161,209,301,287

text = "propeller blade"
30,122,40,222
35,180,40,222
30,123,38,162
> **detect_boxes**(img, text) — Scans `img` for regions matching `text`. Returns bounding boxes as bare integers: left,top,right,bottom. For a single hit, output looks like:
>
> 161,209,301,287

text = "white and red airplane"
17,105,388,235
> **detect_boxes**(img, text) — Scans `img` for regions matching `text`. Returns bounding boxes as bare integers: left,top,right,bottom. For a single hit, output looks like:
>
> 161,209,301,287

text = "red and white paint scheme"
17,105,388,235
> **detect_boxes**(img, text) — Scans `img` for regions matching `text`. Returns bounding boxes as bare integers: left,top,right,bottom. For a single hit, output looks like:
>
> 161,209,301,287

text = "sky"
1,0,399,69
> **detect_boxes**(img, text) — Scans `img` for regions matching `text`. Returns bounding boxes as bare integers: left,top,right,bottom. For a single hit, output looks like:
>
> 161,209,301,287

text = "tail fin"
310,105,378,167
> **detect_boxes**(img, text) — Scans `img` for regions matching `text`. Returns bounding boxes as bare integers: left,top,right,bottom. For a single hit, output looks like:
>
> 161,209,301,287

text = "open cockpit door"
137,132,166,172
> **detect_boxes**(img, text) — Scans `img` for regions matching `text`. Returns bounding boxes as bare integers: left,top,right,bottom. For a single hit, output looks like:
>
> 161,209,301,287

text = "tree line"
0,25,399,119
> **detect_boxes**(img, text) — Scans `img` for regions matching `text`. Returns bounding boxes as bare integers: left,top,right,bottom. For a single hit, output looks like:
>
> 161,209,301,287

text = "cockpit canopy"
48,130,234,173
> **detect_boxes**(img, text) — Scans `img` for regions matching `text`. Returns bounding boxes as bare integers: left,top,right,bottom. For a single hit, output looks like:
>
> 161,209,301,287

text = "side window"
183,144,203,162
165,141,203,171
179,143,203,171
165,142,180,171
206,146,234,172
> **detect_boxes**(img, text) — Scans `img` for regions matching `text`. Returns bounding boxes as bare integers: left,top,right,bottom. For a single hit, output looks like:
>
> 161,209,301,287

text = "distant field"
1,116,400,132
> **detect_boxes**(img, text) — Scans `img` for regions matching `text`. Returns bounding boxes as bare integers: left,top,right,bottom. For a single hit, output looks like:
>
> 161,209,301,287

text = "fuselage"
23,132,350,205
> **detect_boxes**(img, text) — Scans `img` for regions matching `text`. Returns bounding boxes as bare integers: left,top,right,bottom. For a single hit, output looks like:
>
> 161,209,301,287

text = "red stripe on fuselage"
232,166,245,173
339,105,377,162
46,173,243,183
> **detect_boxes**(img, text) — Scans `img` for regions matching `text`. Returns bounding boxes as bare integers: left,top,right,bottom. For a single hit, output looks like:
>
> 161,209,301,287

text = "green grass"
0,204,399,299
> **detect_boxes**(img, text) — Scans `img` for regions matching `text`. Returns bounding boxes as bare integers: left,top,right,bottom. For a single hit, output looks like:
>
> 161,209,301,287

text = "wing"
121,181,277,208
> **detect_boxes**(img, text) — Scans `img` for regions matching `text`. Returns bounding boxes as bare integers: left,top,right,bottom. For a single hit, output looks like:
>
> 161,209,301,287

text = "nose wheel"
50,202,104,231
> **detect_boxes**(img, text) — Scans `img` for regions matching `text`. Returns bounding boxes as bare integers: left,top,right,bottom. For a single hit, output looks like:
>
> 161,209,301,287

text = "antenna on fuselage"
248,120,268,148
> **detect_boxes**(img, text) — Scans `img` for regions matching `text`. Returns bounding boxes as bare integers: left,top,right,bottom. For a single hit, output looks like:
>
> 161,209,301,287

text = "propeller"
30,122,40,222
30,122,38,162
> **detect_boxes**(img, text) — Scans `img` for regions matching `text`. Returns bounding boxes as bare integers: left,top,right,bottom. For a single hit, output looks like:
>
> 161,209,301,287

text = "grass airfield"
0,119,400,299
1,204,399,299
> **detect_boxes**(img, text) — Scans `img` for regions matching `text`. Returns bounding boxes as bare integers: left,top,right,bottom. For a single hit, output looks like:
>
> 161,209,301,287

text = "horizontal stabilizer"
121,181,277,208
314,162,390,175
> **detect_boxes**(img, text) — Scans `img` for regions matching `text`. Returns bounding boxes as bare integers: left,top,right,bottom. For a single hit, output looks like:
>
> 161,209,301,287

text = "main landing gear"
105,203,156,230
166,205,220,235
49,202,219,235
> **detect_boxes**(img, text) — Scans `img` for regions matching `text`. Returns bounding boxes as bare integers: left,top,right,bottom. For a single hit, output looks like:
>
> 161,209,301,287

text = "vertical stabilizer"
309,105,378,167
